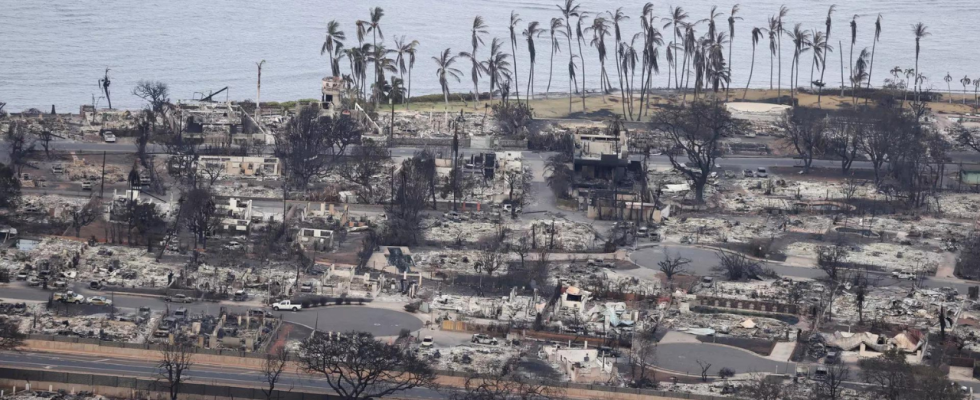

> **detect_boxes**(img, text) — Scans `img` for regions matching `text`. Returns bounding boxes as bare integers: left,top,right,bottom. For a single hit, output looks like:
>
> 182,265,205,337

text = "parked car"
273,300,301,311
471,334,498,345
51,165,65,174
742,169,754,178
54,291,85,304
26,276,40,286
755,167,768,178
103,133,116,143
87,296,113,306
15,271,28,280
421,336,434,348
233,290,248,301
164,294,195,303
81,181,93,191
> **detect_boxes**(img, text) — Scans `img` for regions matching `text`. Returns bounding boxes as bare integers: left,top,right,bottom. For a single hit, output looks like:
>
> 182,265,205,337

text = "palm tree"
433,48,463,110
974,79,980,109
523,21,544,101
945,72,953,103
621,38,639,118
911,23,930,103
809,31,828,90
788,24,812,102
356,7,385,104
369,45,397,104
743,27,766,100
776,6,789,102
394,36,420,105
508,11,523,103
866,14,882,90
320,20,346,78
546,18,566,99
850,48,869,104
588,16,612,96
638,5,663,118
663,7,689,90
557,0,581,113
817,5,836,105
460,16,489,109
848,15,858,93
608,7,629,116
961,76,972,105
726,4,742,102
575,12,590,110
482,38,512,104
767,16,779,91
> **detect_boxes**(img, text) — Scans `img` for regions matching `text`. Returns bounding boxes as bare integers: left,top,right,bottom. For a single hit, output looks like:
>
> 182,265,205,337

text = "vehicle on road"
273,300,301,311
103,133,116,143
471,334,498,345
421,336,434,348
54,291,85,304
87,296,113,306
26,276,40,286
164,294,195,303
892,271,915,280
81,181,93,191
233,290,248,301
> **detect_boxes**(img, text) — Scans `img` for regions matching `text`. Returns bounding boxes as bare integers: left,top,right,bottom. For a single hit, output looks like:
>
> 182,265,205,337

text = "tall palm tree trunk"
744,46,757,100
577,38,586,110
777,37,783,101
511,41,521,104
547,47,556,99
839,40,845,97
866,38,878,90
615,45,627,118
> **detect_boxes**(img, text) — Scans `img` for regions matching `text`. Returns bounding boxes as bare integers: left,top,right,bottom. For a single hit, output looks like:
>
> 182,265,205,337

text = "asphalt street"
0,282,423,337
0,351,444,399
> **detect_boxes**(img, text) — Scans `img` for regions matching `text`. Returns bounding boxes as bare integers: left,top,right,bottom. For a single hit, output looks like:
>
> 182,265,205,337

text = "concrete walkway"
659,331,701,344
766,341,798,362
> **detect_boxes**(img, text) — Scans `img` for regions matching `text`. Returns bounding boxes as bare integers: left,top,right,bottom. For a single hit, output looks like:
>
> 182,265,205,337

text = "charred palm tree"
744,27,765,100
767,16,779,91
848,15,858,95
508,11,523,103
588,16,612,97
546,18,566,99
776,6,789,102
850,48,870,104
460,16,489,108
523,21,544,101
866,14,882,91
817,5,836,105
726,4,742,102
945,72,954,103
962,76,972,105
663,6,689,90
356,7,385,104
608,7,630,116
557,0,581,113
394,36,420,105
788,24,812,102
575,12,589,110
911,22,930,103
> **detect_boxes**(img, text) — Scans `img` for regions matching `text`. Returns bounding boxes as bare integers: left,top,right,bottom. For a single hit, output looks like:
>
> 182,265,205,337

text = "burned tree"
164,134,199,187
158,342,194,400
815,362,850,400
956,231,980,280
0,163,21,209
477,236,505,287
713,250,771,281
337,139,389,203
6,122,36,176
261,347,292,400
778,107,828,174
0,316,25,350
695,359,712,382
651,100,740,203
383,152,434,245
658,250,691,283
273,106,359,190
99,68,112,109
298,331,435,400
68,197,102,237
180,188,221,249
816,242,849,282
133,80,171,123
545,153,573,200
826,109,864,174
198,159,225,187
450,357,563,400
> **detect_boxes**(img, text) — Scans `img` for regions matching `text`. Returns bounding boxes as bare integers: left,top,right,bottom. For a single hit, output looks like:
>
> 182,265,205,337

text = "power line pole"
99,151,106,198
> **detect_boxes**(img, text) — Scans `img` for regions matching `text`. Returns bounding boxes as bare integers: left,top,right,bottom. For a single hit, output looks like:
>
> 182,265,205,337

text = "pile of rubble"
663,311,790,340
783,241,944,273
430,343,520,374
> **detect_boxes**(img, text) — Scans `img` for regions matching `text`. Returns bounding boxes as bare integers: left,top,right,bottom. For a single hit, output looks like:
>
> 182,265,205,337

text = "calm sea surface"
1,0,976,111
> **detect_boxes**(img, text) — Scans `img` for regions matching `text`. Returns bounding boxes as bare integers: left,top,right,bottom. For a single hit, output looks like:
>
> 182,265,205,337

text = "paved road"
0,351,443,399
0,282,422,337
629,244,980,293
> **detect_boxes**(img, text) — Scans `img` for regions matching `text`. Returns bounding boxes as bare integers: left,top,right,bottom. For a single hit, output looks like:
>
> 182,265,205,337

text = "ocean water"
1,0,976,111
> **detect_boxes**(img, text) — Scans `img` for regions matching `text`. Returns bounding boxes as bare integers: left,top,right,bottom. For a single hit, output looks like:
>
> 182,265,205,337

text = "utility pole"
256,60,266,122
99,151,106,199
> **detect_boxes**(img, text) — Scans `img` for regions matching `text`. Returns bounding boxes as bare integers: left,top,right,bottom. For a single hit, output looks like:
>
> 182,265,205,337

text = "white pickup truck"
54,291,85,304
273,300,301,311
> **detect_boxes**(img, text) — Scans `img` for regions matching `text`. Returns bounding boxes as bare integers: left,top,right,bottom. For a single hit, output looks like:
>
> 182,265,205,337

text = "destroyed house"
296,227,334,251
573,154,640,184
196,155,280,177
